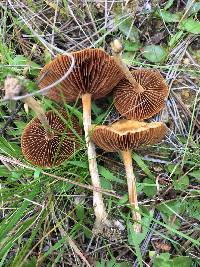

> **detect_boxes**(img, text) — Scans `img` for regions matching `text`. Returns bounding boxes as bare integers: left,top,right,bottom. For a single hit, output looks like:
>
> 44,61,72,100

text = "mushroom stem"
82,93,109,232
24,96,53,139
111,39,144,93
121,150,141,233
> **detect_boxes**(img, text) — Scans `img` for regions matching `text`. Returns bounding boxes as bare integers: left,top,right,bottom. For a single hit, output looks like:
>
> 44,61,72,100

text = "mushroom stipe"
92,120,167,233
38,48,124,233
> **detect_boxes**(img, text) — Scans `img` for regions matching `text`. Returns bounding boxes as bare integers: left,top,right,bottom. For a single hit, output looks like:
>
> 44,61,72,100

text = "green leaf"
127,222,143,267
92,102,102,116
167,163,181,175
158,200,185,216
143,178,157,197
68,161,88,168
184,199,200,221
41,238,66,262
164,0,174,10
64,104,83,125
124,40,141,52
94,112,108,124
98,165,125,184
122,52,136,65
14,121,28,134
33,168,41,179
96,259,130,267
43,49,52,64
21,257,37,267
168,31,184,47
153,254,192,267
173,175,189,190
76,204,85,221
100,177,112,190
10,55,40,76
118,17,140,42
24,80,38,93
188,170,200,179
0,166,11,177
54,180,74,193
153,253,171,267
133,153,155,179
128,209,153,246
0,137,21,157
172,256,192,267
11,171,22,181
159,10,182,23
96,260,106,267
179,18,200,34
118,194,129,205
142,45,167,63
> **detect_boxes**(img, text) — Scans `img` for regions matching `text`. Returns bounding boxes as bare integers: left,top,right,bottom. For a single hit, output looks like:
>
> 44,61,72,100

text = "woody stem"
121,150,141,233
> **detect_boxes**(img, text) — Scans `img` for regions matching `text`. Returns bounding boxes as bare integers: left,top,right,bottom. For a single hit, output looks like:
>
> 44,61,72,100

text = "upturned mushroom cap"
113,69,169,120
38,48,124,103
21,111,82,168
92,120,167,152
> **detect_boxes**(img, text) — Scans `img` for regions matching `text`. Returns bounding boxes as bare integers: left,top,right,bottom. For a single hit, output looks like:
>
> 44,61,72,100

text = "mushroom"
92,120,167,233
21,110,82,168
3,76,81,168
110,39,169,120
113,69,169,120
38,48,124,232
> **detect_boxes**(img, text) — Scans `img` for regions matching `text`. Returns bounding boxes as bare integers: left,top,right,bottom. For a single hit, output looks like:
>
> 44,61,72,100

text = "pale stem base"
82,93,109,233
121,150,141,233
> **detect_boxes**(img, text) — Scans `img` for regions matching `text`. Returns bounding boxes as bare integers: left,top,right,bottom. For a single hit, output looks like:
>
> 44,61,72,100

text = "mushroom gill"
21,110,82,168
113,69,169,120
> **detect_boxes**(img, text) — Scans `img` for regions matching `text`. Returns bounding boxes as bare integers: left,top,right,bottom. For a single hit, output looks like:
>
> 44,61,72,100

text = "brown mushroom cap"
21,110,82,168
113,69,169,120
92,120,167,152
38,48,124,103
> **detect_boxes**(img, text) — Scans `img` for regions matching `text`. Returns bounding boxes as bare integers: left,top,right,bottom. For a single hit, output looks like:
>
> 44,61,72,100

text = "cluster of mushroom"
21,41,169,234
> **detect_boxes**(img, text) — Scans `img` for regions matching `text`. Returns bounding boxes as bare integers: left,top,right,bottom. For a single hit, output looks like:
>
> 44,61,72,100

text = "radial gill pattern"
21,111,82,168
38,48,124,103
92,120,167,152
113,69,169,120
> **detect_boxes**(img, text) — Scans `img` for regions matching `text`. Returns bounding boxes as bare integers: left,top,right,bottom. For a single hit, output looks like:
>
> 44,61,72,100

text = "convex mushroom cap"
39,48,124,102
92,120,167,152
21,110,82,168
113,69,169,120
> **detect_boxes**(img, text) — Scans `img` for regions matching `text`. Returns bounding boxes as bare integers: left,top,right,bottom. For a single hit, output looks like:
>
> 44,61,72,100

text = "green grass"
0,1,200,266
